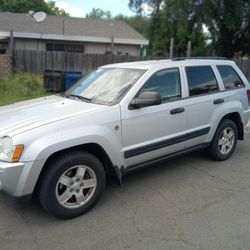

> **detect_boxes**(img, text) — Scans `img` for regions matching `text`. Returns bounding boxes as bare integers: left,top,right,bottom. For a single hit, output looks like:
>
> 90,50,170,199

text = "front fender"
13,124,124,196
22,125,124,167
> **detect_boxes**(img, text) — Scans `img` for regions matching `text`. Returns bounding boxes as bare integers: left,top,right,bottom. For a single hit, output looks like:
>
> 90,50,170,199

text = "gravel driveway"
1,125,250,250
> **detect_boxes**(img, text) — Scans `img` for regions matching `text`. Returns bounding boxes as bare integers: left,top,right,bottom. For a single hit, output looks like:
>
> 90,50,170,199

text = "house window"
46,43,64,51
46,43,84,53
65,44,84,53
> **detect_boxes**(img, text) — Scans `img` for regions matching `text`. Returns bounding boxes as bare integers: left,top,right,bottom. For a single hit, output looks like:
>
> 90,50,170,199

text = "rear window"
185,66,219,96
217,65,245,90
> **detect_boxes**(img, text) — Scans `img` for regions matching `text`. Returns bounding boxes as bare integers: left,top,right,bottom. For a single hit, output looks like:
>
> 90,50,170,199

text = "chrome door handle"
213,99,224,104
170,107,185,115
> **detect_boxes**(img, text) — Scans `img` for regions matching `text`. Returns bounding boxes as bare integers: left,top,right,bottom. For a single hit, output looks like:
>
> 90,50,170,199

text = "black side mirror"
129,91,162,109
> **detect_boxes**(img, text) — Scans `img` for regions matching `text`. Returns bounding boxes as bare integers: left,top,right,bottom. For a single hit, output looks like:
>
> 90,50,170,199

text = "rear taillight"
247,89,250,106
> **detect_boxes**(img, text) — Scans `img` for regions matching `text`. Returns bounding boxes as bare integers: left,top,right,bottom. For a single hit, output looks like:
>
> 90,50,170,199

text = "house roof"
0,12,148,45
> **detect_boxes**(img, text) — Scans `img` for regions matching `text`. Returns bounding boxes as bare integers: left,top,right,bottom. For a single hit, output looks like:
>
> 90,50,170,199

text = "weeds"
0,73,48,106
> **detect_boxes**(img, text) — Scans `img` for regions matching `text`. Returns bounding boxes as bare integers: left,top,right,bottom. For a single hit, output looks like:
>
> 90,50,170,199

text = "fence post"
170,38,174,58
187,41,191,57
111,36,114,55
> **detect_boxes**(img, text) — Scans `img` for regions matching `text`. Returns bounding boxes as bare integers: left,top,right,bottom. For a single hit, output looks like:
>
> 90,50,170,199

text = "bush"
0,73,48,106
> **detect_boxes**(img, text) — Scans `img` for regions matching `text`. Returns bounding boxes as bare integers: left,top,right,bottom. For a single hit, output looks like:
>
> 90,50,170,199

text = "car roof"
101,59,236,70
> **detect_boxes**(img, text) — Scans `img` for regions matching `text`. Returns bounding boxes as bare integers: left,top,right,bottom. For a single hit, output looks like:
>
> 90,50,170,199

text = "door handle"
170,107,185,115
213,99,224,104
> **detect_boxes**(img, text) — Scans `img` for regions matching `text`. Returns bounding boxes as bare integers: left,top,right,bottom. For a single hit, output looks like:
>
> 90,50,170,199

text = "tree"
202,0,250,57
0,0,68,16
129,0,206,56
86,8,112,19
46,1,69,16
129,0,250,57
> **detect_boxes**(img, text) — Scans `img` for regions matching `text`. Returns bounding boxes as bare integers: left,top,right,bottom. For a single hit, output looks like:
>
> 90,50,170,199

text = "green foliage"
0,73,48,106
45,1,69,16
0,0,68,16
133,0,206,56
129,0,250,57
201,0,250,57
86,8,112,19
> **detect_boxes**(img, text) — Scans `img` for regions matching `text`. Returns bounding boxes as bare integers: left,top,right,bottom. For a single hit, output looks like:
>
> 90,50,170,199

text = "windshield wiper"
68,94,92,103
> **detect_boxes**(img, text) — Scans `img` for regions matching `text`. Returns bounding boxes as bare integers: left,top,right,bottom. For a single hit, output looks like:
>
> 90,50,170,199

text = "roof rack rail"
172,57,229,61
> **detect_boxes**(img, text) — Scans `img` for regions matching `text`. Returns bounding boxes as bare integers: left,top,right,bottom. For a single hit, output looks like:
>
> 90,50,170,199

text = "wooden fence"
0,54,12,75
13,49,162,74
235,60,250,81
13,49,250,81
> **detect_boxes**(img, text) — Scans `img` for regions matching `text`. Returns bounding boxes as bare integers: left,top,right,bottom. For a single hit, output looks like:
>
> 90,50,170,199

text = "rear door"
183,65,225,148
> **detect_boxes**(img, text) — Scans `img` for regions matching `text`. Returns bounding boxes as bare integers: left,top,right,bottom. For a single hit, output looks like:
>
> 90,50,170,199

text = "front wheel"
39,151,106,219
208,119,238,161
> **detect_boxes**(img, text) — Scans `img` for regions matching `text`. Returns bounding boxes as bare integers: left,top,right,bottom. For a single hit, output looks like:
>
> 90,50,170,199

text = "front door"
120,68,187,167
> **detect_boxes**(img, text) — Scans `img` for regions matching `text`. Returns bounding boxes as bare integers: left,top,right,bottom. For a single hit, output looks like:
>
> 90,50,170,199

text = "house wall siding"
84,42,140,56
14,38,140,56
15,38,45,51
114,44,140,56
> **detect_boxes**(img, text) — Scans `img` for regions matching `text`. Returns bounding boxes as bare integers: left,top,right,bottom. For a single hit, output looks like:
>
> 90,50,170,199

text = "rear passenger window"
186,66,219,96
217,65,244,90
139,68,181,102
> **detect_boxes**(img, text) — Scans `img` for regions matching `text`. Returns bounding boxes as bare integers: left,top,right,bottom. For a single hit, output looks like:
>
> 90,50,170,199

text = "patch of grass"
0,73,49,106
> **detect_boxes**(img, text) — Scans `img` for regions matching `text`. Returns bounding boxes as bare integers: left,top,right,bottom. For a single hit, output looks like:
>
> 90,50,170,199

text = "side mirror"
129,91,162,109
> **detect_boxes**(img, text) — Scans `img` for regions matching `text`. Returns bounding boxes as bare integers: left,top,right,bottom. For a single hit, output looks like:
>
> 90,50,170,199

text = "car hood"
0,95,107,137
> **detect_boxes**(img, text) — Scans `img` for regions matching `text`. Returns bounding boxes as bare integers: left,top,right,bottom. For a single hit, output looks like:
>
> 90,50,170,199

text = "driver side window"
138,68,181,102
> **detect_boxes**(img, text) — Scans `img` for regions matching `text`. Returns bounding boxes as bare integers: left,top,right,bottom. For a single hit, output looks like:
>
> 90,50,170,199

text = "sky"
53,0,136,18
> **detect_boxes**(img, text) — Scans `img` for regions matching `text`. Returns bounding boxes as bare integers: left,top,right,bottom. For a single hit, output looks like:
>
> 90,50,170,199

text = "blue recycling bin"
64,71,82,90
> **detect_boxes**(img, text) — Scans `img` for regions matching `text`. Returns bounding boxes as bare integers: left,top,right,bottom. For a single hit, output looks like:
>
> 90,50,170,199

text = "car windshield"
65,68,145,105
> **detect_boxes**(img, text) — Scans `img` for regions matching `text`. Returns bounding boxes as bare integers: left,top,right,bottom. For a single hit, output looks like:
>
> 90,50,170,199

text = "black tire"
208,119,238,161
39,151,106,219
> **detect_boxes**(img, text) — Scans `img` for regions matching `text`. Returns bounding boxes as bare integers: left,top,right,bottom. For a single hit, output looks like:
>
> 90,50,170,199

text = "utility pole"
169,38,174,58
62,19,65,35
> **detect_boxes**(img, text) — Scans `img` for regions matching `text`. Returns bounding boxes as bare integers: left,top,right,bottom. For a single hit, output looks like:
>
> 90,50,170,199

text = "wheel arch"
34,143,122,195
221,112,244,140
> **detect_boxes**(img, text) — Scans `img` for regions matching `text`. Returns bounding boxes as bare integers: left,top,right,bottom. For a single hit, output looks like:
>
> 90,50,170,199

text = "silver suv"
0,58,250,218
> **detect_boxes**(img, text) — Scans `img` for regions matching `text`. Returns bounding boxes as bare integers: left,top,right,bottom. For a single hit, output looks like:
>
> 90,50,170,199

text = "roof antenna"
27,10,47,23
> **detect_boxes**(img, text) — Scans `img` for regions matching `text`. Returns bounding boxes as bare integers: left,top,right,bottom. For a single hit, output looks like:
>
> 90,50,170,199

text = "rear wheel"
39,151,106,219
209,119,238,161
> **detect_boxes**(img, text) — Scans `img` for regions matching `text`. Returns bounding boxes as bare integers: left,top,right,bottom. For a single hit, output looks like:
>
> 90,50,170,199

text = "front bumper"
0,161,35,197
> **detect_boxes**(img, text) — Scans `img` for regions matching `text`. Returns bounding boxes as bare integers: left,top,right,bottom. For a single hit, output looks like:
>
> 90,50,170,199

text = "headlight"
0,136,24,162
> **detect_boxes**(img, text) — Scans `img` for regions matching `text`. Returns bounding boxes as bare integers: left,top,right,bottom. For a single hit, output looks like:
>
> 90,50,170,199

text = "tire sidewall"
40,152,106,219
210,119,238,161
